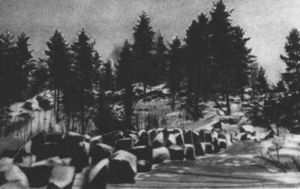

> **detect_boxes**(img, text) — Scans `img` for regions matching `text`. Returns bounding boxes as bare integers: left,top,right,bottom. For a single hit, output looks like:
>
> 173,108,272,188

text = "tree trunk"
81,110,85,134
171,93,176,111
225,92,231,115
143,83,146,97
66,110,71,131
276,119,279,136
53,89,57,123
56,89,60,122
240,90,244,102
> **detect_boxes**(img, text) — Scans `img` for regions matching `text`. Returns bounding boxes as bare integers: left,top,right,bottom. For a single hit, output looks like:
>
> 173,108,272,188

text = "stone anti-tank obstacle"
0,126,231,188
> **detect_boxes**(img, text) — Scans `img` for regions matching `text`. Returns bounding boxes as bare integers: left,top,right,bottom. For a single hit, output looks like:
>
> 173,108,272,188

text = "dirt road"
106,141,300,189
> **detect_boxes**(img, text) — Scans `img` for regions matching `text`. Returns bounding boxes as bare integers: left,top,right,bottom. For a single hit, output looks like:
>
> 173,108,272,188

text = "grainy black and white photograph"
0,0,300,188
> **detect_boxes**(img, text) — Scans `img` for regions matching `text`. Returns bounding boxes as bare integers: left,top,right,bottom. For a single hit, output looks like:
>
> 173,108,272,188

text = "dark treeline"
263,28,300,134
0,0,275,135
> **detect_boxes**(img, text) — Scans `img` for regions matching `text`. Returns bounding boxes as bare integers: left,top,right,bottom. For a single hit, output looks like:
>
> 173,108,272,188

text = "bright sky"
1,0,300,83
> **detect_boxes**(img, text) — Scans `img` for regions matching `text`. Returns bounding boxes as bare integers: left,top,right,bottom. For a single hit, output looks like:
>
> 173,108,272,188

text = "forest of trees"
3,0,297,135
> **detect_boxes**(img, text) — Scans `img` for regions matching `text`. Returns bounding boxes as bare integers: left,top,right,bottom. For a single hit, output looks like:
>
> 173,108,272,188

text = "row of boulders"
0,128,228,188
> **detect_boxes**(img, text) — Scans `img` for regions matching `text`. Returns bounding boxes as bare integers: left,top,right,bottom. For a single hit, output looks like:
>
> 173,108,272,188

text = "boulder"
199,130,206,142
184,144,195,160
24,133,45,155
151,132,164,148
47,165,75,189
212,139,220,153
46,133,63,144
86,158,109,189
147,129,157,145
31,157,64,167
90,135,103,146
36,143,63,161
90,143,113,166
203,143,214,154
168,145,184,161
194,144,205,156
218,138,227,149
137,160,152,172
136,130,149,146
152,146,170,164
173,129,184,145
114,138,133,151
166,133,177,147
108,150,137,184
19,165,51,188
184,130,200,145
102,131,124,146
128,146,152,161
205,132,213,143
0,158,29,189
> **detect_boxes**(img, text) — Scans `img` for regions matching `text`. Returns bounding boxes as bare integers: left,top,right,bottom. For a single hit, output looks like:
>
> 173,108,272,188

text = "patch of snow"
166,112,181,118
242,125,255,133
260,173,300,184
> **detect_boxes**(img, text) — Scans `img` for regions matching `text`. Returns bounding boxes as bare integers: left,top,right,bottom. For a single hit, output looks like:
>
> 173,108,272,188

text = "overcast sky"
1,0,300,83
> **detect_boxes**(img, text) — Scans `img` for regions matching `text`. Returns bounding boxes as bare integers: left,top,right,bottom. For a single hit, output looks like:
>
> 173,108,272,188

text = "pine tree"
116,40,135,129
45,30,71,122
168,37,182,111
132,12,155,93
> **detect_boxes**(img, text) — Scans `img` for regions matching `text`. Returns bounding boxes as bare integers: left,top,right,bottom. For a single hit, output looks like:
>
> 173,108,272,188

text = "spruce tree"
230,26,255,97
71,29,98,133
186,13,210,98
132,12,155,93
93,51,103,92
281,28,300,94
279,28,300,129
154,33,168,83
210,0,251,115
16,32,35,99
168,37,182,111
31,58,49,96
116,40,135,129
102,59,114,91
0,31,19,106
45,30,71,122
255,66,269,93
275,79,286,93
210,0,234,115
